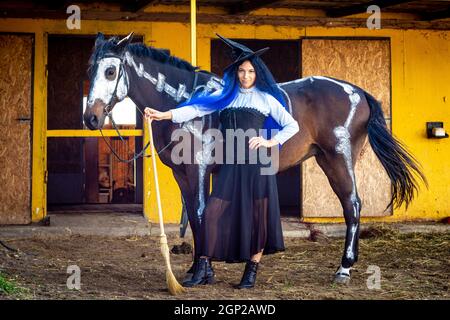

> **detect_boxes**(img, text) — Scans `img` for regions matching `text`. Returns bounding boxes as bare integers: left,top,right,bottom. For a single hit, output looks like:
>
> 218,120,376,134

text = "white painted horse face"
88,57,128,107
84,32,134,130
84,57,129,129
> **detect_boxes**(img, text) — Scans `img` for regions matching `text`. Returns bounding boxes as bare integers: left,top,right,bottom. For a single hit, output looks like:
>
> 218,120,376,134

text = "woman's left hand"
249,136,278,150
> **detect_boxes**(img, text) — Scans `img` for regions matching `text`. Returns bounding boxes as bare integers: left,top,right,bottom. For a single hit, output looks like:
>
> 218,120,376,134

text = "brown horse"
84,33,426,284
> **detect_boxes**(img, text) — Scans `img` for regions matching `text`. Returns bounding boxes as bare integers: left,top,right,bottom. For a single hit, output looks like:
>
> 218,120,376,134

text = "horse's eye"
105,67,116,80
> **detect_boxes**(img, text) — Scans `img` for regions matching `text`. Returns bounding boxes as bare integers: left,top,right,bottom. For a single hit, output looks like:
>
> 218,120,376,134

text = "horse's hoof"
334,273,351,285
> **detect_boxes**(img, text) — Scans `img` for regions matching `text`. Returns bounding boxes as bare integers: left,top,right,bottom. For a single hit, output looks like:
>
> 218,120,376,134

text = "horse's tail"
364,91,427,210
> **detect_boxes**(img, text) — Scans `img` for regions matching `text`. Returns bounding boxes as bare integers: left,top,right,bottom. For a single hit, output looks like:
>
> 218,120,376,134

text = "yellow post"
31,30,48,222
46,129,143,137
190,0,197,66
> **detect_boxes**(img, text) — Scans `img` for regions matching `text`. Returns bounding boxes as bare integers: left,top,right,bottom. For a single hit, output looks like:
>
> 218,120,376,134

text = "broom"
147,118,186,295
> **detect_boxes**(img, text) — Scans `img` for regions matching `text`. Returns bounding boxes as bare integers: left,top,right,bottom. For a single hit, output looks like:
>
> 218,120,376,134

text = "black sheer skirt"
198,107,285,263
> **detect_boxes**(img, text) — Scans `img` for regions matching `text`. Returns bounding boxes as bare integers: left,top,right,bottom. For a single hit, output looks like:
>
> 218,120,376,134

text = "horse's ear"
95,32,105,48
116,32,134,52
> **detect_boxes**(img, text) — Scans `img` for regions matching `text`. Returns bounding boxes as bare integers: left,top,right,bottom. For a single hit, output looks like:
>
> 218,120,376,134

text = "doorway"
46,35,144,211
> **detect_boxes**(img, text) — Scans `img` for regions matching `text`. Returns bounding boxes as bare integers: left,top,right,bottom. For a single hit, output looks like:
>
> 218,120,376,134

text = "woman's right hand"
144,107,172,121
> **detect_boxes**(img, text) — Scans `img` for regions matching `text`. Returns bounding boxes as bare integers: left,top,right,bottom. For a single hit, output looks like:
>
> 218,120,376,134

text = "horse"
83,32,426,284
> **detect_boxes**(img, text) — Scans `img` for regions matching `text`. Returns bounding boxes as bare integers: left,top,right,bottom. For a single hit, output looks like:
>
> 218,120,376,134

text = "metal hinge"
16,117,31,123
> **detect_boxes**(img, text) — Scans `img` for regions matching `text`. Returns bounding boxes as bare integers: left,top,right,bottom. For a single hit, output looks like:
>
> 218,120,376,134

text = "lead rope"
100,68,201,163
97,60,152,163
100,106,177,163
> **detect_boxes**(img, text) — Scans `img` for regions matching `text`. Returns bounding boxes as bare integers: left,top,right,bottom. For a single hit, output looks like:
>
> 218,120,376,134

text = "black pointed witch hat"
216,33,269,70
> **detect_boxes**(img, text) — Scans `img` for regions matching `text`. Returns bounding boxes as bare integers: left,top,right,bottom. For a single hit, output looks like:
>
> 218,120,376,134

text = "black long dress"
199,107,285,263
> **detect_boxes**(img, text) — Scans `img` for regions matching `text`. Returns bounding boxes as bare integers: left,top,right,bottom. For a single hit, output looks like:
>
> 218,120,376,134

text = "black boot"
186,258,196,274
236,261,259,289
182,258,197,283
183,257,215,287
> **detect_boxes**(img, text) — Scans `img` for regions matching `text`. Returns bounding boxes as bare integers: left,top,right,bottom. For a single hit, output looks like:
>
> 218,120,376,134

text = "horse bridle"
96,53,200,163
95,53,150,163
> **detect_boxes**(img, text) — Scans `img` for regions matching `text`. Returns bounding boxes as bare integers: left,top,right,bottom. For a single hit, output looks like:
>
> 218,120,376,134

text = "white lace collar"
239,86,256,94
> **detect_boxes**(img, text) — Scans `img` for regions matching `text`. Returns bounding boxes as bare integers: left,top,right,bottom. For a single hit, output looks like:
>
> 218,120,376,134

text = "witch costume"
170,35,299,288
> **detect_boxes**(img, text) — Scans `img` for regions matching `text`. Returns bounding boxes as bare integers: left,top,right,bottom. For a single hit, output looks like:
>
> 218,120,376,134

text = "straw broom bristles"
147,118,186,295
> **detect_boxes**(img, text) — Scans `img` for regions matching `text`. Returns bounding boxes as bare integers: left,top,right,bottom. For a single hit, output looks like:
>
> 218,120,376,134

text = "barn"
0,0,448,226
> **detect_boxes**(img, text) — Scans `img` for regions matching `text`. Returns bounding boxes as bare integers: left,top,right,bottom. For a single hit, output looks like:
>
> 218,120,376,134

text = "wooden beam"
421,8,450,21
46,130,143,137
229,0,282,15
327,0,414,18
45,1,70,10
29,0,69,11
2,8,450,30
121,0,157,13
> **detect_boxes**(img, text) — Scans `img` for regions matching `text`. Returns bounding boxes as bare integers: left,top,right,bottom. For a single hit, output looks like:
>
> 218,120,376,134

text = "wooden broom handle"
147,118,165,236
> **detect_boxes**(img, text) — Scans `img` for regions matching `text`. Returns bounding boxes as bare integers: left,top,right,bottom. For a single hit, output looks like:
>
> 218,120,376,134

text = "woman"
145,35,299,289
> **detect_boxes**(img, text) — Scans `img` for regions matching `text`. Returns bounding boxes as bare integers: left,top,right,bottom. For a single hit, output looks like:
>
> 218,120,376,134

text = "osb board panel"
301,39,392,217
302,39,391,117
0,34,32,224
302,124,392,217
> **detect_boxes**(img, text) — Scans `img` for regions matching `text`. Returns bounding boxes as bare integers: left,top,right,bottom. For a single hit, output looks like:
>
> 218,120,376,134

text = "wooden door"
0,34,33,224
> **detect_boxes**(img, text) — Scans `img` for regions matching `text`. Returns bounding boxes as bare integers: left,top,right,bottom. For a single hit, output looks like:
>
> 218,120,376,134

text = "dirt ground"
0,228,449,300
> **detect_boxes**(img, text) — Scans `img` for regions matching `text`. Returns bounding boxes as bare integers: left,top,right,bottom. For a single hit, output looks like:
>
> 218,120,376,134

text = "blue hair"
178,65,240,112
177,56,288,144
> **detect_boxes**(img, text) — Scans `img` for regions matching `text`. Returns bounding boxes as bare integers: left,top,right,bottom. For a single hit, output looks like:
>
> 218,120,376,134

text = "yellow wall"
0,16,448,224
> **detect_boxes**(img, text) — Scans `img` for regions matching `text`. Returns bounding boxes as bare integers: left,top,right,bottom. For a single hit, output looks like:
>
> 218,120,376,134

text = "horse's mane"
128,42,197,71
88,36,197,77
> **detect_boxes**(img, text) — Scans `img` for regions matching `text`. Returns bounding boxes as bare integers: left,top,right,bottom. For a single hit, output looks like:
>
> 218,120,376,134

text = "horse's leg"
172,168,201,258
315,149,362,284
179,195,189,237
